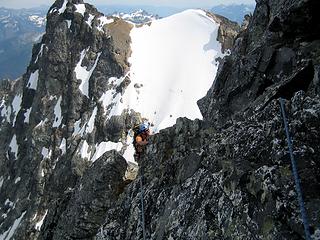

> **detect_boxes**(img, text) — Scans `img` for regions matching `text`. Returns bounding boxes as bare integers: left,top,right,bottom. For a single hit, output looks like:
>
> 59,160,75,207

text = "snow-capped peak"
126,9,224,131
28,15,46,27
112,9,160,24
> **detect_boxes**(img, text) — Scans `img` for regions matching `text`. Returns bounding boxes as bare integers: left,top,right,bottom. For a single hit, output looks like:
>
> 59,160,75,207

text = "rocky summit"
0,0,319,239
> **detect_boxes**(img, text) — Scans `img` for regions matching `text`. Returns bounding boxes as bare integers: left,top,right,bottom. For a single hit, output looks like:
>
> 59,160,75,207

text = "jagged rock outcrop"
96,0,320,239
0,0,135,238
0,0,239,239
38,150,127,240
0,0,319,239
205,12,240,53
98,94,320,239
198,0,320,126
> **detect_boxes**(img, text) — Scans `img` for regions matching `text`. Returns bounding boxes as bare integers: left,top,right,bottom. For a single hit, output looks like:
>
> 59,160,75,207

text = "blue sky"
0,0,256,9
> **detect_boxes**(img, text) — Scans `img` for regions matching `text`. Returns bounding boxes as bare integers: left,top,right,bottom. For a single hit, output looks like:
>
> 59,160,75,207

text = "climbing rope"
279,98,311,240
139,162,147,240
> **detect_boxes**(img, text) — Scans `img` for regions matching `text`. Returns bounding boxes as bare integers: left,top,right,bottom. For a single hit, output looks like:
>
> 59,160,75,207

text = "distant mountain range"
98,4,255,23
0,7,47,80
0,4,255,80
111,9,160,24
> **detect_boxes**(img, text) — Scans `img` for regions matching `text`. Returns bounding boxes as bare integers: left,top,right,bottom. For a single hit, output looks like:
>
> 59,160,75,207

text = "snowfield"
100,9,225,162
110,9,224,132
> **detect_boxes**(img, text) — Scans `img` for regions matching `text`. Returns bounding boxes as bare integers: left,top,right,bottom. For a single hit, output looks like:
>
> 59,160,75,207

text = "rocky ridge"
0,0,319,239
0,0,240,239
99,0,320,239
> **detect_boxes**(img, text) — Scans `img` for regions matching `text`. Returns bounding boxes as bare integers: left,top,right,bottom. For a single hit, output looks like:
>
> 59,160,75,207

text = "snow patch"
14,177,21,184
99,90,114,114
9,135,18,159
123,142,136,164
24,108,32,123
34,44,45,63
110,9,225,133
26,70,39,90
0,211,26,240
91,141,123,162
66,20,72,29
35,210,48,231
5,199,14,208
58,0,68,14
86,107,97,134
0,100,12,123
35,118,48,129
59,138,67,155
75,50,101,98
99,76,128,116
75,4,86,16
97,16,114,32
12,94,22,125
80,140,91,160
52,96,62,127
41,147,52,159
0,176,3,188
86,14,95,27
73,119,85,137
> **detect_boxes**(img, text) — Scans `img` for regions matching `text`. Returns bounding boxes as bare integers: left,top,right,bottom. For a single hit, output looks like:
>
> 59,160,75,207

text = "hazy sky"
0,0,256,9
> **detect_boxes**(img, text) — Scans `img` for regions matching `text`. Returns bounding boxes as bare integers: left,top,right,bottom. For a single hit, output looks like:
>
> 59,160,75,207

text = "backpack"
130,123,149,153
129,124,141,149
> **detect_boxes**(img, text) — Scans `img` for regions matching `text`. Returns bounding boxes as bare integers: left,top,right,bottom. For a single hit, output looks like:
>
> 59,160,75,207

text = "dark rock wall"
98,95,320,239
198,0,320,127
0,0,319,239
97,0,320,239
0,0,133,239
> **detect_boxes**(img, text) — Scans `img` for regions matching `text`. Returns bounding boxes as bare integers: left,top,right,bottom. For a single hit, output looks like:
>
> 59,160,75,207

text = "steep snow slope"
104,9,224,162
111,9,224,132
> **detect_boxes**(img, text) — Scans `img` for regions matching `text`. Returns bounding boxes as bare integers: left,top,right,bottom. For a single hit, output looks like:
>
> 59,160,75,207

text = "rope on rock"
279,97,311,240
139,162,147,240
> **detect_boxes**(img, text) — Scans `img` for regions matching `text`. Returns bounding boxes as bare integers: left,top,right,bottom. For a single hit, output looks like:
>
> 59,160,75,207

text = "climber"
133,122,151,160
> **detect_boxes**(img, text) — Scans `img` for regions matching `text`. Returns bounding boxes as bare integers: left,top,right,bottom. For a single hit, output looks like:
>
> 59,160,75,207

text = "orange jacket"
134,131,149,153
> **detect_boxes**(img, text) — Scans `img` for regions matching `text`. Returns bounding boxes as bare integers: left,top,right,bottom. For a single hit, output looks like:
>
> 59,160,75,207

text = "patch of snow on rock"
86,107,97,134
75,50,101,98
86,14,95,27
0,211,26,240
24,108,32,123
75,4,86,16
97,16,114,32
35,210,48,231
91,141,123,162
52,96,62,127
80,140,91,160
26,70,39,90
9,134,19,159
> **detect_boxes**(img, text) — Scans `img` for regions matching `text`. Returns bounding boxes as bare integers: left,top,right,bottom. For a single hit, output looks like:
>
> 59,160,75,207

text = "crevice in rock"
275,62,314,100
256,78,274,98
269,16,282,32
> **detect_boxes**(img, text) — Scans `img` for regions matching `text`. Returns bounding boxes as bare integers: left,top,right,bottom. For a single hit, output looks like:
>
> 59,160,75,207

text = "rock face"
97,0,320,239
0,0,319,240
0,0,134,239
99,97,320,239
205,11,240,53
38,150,127,240
0,0,238,239
198,0,320,126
